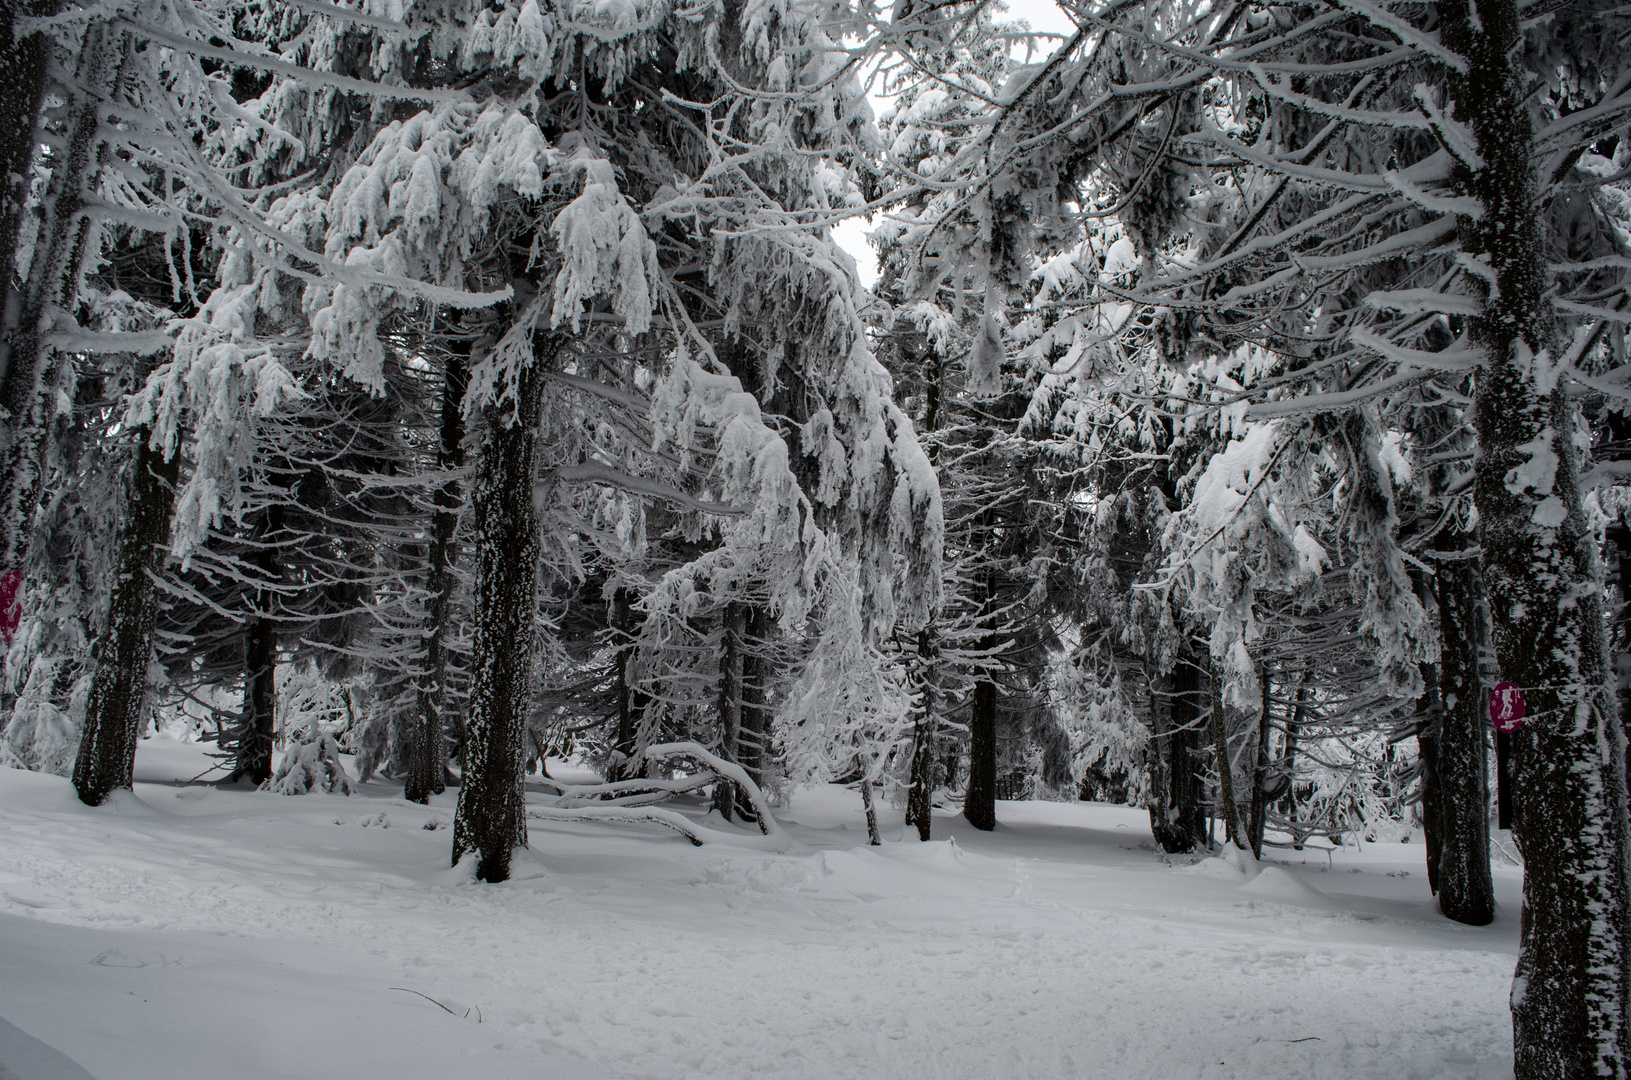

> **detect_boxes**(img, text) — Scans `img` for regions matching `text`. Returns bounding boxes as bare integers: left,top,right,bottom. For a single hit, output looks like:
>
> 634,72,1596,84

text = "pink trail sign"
1490,681,1526,733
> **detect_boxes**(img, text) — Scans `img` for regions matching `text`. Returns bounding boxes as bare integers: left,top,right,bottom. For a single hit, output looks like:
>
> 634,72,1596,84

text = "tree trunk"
1435,534,1495,926
232,500,283,785
0,24,128,574
70,430,177,804
735,604,769,822
1148,655,1206,853
1608,509,1631,820
963,672,997,831
1209,662,1243,849
451,332,553,883
906,626,940,841
1247,661,1272,858
1417,661,1445,897
406,340,468,804
712,600,745,821
859,772,881,846
1494,727,1514,830
0,2,55,343
1283,673,1307,848
607,585,643,782
1443,0,1631,1068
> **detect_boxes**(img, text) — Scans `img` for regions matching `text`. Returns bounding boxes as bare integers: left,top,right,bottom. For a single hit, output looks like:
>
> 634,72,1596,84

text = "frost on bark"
452,332,555,883
1209,661,1243,849
406,339,468,805
1443,0,1631,1068
706,599,771,823
1433,530,1495,926
0,1,54,332
859,771,881,846
735,604,770,822
1610,509,1631,818
906,627,941,842
0,23,129,576
70,430,177,805
1147,655,1206,854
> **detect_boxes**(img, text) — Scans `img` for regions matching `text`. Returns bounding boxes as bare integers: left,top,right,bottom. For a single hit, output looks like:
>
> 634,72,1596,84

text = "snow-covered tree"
931,0,1631,1066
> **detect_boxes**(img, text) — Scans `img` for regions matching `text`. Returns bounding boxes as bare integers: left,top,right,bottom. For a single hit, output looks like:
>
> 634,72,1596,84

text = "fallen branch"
390,988,481,1021
539,773,715,808
526,804,800,851
527,805,708,845
641,741,782,836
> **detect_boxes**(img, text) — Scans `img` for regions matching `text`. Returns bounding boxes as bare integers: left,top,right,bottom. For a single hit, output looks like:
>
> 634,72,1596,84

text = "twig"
390,988,457,1016
184,759,233,785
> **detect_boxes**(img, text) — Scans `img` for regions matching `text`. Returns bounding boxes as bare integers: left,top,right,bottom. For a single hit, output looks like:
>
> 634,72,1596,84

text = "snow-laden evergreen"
4,0,1630,1073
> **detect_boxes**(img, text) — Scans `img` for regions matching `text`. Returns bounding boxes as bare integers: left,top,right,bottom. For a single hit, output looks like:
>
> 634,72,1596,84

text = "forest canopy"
2,0,1629,1072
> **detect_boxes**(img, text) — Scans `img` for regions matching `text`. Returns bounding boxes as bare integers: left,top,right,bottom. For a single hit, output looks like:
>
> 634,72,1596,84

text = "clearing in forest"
0,734,1517,1080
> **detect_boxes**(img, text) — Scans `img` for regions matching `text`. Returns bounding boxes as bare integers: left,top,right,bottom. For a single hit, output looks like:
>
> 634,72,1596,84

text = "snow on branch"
264,732,355,795
547,462,744,517
641,741,783,836
1322,0,1467,72
125,21,470,104
1347,326,1482,370
1362,289,1482,316
548,136,660,335
540,774,715,807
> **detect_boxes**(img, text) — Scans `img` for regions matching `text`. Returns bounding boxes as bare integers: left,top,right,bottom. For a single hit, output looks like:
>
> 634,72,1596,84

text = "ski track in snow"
0,735,1518,1080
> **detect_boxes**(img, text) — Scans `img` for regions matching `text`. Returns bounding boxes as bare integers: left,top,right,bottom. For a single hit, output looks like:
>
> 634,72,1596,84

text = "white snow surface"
0,732,1519,1079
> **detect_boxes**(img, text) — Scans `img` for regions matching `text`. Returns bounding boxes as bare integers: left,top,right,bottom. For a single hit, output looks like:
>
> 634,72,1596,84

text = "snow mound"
1240,866,1332,908
0,1015,100,1080
96,790,157,818
891,836,968,870
1182,856,1247,884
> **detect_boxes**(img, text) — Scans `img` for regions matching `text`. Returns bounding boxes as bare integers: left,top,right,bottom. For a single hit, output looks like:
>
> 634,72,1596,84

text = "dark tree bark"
1494,728,1514,831
1246,662,1272,858
230,499,284,785
963,672,997,831
1442,0,1631,1067
1609,509,1631,817
1417,661,1445,898
406,339,468,804
1433,541,1495,925
734,603,770,822
71,431,177,805
1148,655,1206,853
606,585,644,782
0,2,55,345
712,600,745,821
451,331,555,883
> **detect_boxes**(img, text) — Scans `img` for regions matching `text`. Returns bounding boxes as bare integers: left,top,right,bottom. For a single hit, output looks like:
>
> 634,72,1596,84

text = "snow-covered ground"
0,732,1519,1080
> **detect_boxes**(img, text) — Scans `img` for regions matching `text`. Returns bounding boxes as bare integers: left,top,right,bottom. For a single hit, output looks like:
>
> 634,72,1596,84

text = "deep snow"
0,732,1520,1079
